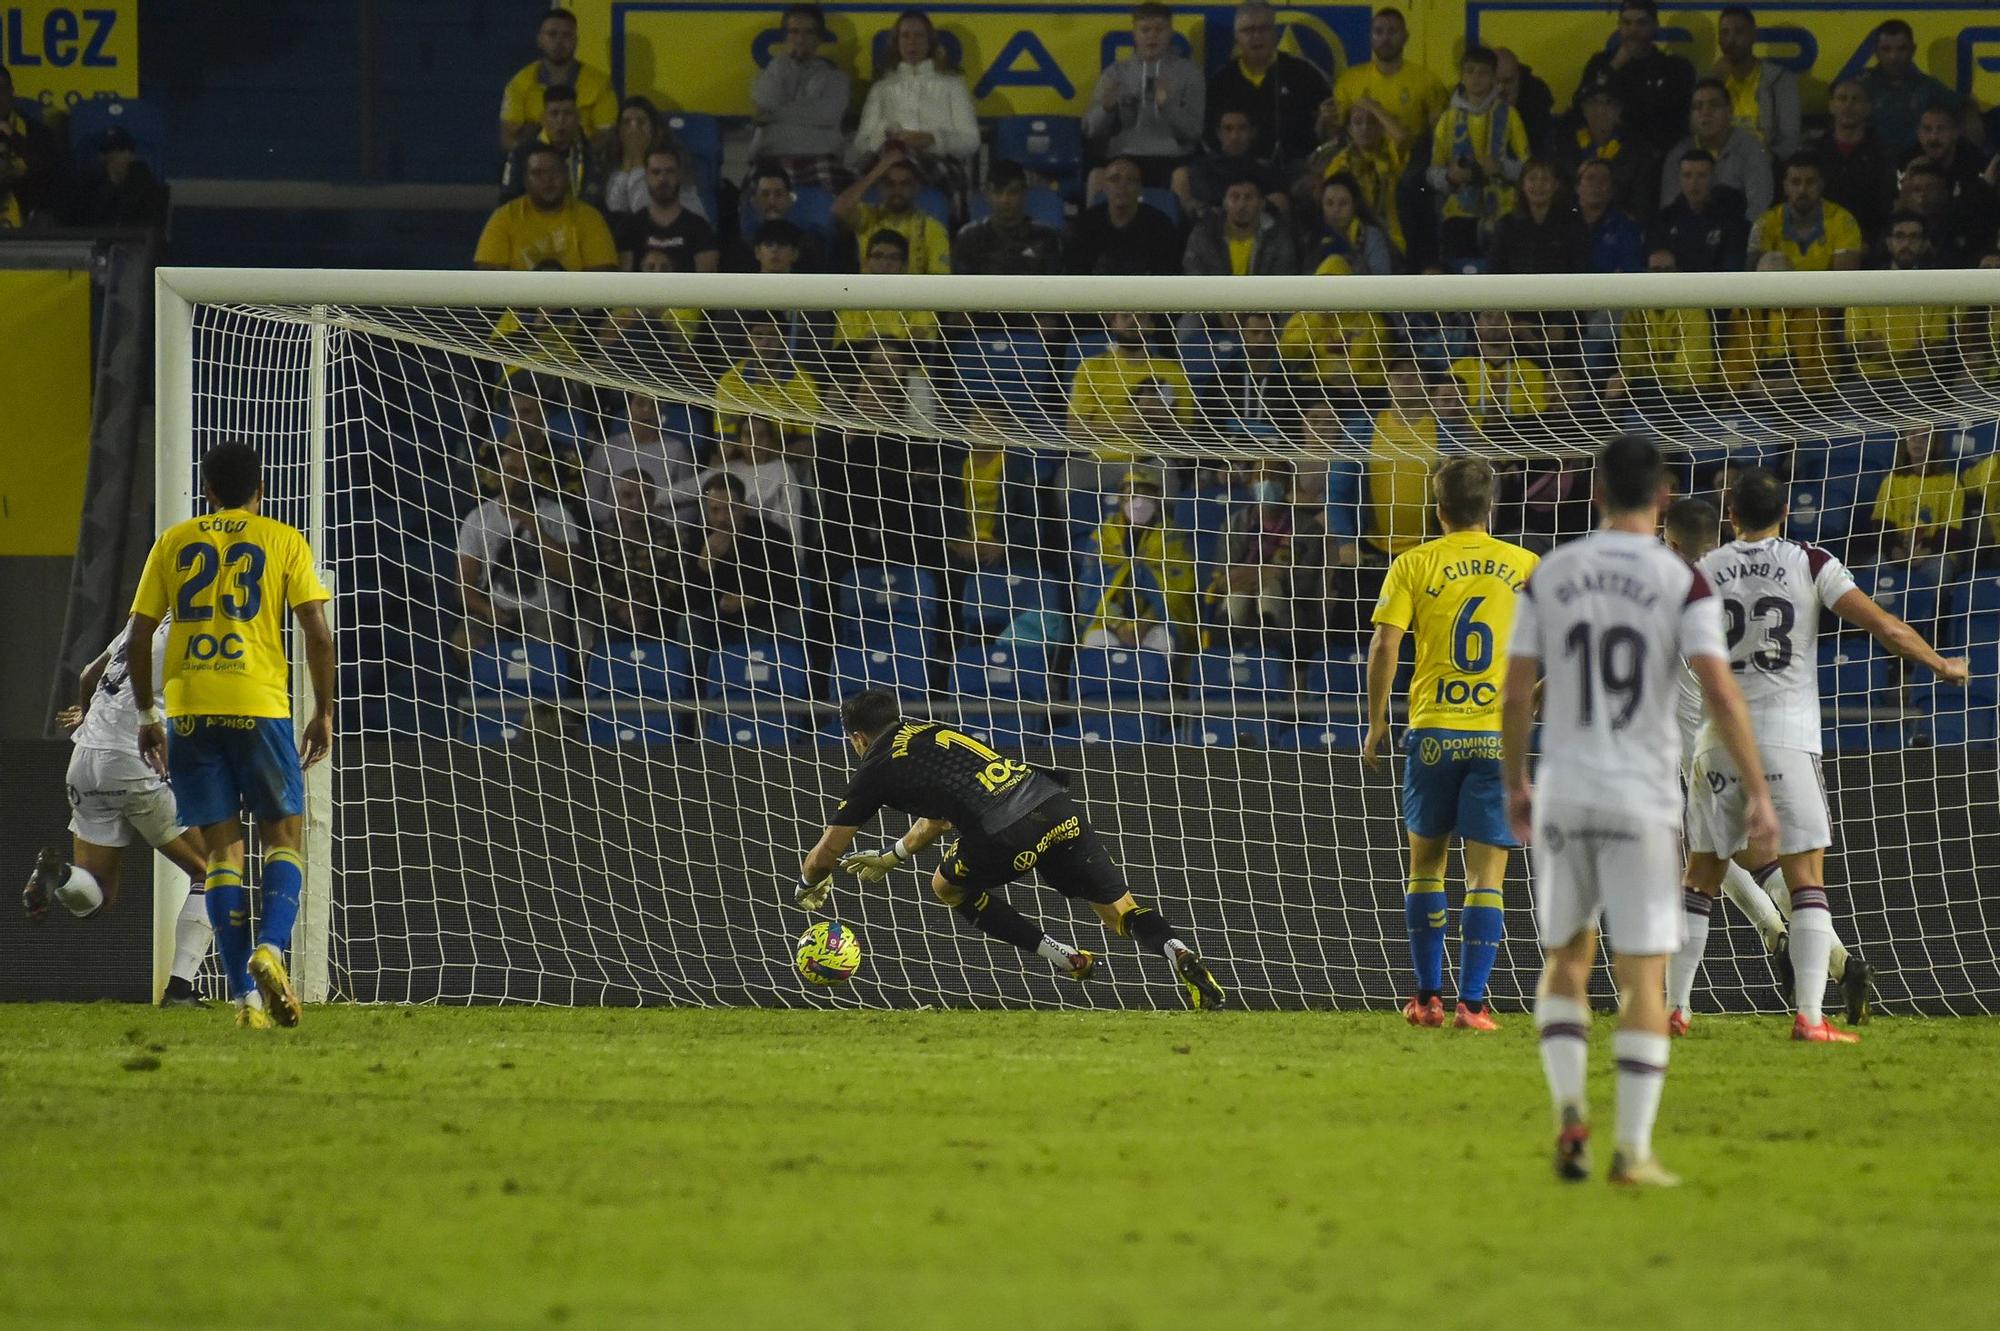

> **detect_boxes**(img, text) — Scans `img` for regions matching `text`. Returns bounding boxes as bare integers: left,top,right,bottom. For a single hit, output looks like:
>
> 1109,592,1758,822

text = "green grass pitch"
3,1006,1997,1330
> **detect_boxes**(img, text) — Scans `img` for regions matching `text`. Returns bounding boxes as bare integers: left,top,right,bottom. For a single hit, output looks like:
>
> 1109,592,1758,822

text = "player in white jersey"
1502,435,1776,1187
1679,467,1966,1043
22,624,215,1006
1663,497,1872,1034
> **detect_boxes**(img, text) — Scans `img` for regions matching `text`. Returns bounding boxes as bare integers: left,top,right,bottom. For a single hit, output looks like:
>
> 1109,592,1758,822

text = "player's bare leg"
1401,833,1450,1026
1091,893,1224,1010
1453,841,1507,1030
928,872,1097,983
1775,848,1862,1041
243,814,305,1028
1534,928,1596,1181
1606,949,1678,1186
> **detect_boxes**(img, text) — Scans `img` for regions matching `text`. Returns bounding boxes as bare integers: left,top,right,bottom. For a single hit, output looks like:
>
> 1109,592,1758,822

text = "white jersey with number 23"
1691,536,1856,758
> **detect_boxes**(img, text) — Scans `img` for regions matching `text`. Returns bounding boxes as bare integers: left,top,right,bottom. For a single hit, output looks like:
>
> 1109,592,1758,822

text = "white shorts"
65,745,185,850
1685,744,1831,858
1532,801,1685,956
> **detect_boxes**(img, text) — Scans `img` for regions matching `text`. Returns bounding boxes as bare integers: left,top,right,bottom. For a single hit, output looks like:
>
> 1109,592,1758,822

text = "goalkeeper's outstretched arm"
800,825,861,891
840,818,952,883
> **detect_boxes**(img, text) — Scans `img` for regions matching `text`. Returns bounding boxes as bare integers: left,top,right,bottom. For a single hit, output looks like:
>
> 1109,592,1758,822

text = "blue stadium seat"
1967,638,2000,706
67,96,166,174
961,568,1065,637
1276,721,1368,752
585,637,692,701
585,707,681,745
664,111,722,213
950,640,1052,703
1141,187,1180,224
1966,578,2000,616
469,638,570,700
1304,654,1368,701
788,186,839,244
704,638,811,745
837,564,942,630
1918,693,1998,746
1817,640,1886,704
952,708,1050,747
991,115,1084,179
1072,645,1172,702
1188,647,1291,703
1051,712,1161,745
831,631,933,701
460,713,526,744
949,329,1058,422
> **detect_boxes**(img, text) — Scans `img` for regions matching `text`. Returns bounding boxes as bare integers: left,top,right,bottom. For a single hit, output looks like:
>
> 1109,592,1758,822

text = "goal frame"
149,264,2000,1004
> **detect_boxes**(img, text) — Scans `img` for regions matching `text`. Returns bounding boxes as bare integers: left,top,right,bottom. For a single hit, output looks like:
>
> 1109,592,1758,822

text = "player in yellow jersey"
1363,457,1538,1030
128,442,334,1030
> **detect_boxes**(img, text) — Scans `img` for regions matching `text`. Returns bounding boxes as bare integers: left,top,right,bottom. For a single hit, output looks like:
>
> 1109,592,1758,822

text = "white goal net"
159,269,2000,1013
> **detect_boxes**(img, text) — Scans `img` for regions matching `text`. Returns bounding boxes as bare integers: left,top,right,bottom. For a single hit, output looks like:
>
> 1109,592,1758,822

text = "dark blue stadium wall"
147,0,528,267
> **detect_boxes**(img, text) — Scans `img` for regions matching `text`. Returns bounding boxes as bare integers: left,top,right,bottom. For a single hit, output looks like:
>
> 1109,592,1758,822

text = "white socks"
1534,994,1591,1128
1788,887,1835,1022
172,887,214,984
1668,889,1713,1014
1720,861,1786,949
1613,1029,1670,1162
55,866,103,917
1035,936,1079,967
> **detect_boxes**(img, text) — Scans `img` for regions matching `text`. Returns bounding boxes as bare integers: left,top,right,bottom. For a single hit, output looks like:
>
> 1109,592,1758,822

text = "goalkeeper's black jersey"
830,720,1061,837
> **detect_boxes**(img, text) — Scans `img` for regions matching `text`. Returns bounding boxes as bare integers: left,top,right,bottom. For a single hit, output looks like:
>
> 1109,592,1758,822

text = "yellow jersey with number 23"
1373,529,1538,732
131,509,330,720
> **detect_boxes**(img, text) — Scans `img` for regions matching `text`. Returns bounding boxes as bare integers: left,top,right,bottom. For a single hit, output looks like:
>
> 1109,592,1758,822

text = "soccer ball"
796,920,863,986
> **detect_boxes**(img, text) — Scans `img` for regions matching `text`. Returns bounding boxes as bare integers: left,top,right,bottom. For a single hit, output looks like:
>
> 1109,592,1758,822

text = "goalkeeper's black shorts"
938,793,1125,905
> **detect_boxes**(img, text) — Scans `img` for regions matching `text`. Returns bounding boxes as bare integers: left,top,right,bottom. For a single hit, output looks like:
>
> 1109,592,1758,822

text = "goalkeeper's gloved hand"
794,875,834,911
839,838,911,884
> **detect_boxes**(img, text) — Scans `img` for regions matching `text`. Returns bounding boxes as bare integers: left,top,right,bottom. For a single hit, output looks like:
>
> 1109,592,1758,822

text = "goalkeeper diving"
796,690,1227,1008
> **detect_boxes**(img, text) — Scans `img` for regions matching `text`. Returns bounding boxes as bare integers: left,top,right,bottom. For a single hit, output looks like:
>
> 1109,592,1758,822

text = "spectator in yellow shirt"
1749,155,1863,271
1427,46,1530,269
1611,248,1717,401
1317,99,1410,254
1448,310,1550,430
1066,312,1193,490
715,312,824,442
499,7,619,153
1724,250,1839,394
833,147,952,274
1280,256,1389,390
833,230,942,347
1870,426,1971,566
1333,7,1447,143
1846,212,1951,380
474,146,619,272
1366,360,1443,558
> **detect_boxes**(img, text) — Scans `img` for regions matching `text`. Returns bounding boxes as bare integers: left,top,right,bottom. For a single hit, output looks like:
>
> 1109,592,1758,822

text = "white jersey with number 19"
1508,530,1729,823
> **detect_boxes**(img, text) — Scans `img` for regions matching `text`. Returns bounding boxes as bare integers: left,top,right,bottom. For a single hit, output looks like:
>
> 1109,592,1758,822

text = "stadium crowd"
23,4,1997,744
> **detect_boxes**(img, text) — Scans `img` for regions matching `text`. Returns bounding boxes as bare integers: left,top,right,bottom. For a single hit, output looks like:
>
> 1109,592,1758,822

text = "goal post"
151,264,2000,1013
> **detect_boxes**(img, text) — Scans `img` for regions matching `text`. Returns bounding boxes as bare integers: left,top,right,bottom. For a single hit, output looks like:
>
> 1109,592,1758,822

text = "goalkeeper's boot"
247,943,302,1029
1791,1014,1859,1044
1608,1151,1681,1188
22,847,64,923
1402,995,1446,1027
1840,954,1877,1026
158,976,208,1009
234,1002,274,1031
1060,949,1101,983
1772,930,1796,998
1175,951,1226,1010
1667,1008,1690,1038
1554,1107,1591,1183
1453,1001,1500,1032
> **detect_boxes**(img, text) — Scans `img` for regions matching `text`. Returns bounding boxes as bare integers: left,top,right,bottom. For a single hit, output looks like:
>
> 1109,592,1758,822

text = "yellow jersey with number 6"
1373,529,1537,732
131,509,330,719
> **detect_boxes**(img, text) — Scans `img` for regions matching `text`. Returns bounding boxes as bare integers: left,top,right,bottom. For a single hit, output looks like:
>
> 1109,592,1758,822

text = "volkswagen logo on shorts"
1706,770,1728,794
1420,737,1443,765
172,716,197,737
1012,850,1038,871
